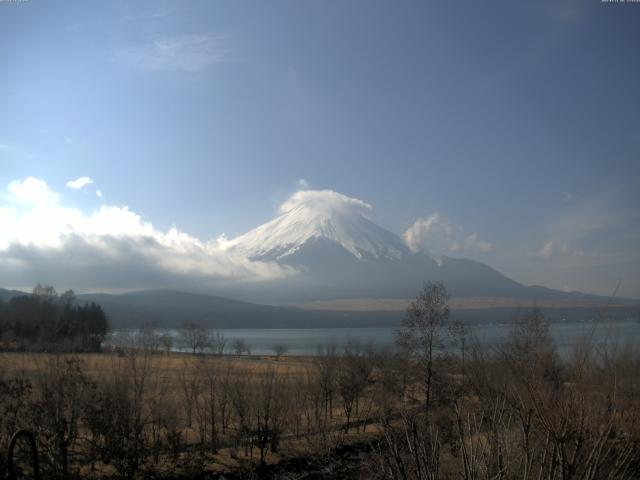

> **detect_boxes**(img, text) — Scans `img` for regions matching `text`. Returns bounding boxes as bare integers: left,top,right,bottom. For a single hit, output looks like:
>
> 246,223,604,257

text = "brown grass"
0,351,313,378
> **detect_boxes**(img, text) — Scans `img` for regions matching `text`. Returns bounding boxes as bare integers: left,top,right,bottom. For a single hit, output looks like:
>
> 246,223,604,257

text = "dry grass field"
0,347,389,479
1,303,639,479
0,350,315,381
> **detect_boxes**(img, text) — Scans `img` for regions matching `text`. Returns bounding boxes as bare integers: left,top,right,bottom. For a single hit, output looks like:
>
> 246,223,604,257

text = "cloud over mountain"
2,180,634,299
0,183,501,293
279,189,373,218
0,177,293,290
404,214,492,255
226,189,406,262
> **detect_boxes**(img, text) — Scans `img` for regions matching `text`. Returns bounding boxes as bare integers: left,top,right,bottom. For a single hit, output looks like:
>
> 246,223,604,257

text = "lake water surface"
108,319,640,357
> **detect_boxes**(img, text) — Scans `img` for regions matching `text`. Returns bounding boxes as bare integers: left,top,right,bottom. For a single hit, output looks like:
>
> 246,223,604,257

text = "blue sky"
1,0,639,297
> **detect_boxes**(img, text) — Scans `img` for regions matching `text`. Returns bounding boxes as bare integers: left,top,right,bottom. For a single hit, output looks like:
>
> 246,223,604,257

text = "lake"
107,318,640,357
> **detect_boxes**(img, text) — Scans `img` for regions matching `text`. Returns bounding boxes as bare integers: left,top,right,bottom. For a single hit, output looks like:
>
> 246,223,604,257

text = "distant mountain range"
216,190,634,306
0,287,396,328
0,288,23,303
1,191,637,328
1,287,636,330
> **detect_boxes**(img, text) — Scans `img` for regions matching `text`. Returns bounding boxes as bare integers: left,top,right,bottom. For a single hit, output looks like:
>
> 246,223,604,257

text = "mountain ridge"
218,189,640,307
2,287,636,329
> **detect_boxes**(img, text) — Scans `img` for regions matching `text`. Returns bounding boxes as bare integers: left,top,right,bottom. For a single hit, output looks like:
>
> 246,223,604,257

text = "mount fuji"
7,189,627,329
218,190,598,306
226,190,408,262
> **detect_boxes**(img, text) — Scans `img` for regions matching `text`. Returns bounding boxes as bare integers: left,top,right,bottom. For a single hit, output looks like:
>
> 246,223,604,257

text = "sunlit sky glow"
1,1,638,297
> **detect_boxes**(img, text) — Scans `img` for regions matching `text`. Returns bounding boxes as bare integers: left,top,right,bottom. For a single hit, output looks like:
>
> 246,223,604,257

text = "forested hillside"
0,284,108,351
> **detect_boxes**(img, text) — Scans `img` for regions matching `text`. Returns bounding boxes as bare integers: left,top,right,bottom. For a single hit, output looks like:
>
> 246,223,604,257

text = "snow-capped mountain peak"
216,190,559,304
226,190,410,261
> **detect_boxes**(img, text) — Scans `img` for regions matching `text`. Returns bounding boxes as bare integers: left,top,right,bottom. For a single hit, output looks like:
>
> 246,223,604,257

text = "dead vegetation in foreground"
0,283,639,479
0,343,392,479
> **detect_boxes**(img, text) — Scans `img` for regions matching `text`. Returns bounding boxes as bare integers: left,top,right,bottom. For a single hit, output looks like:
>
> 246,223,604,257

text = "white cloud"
0,177,293,290
297,178,310,189
280,189,372,218
534,189,637,266
66,176,94,190
538,240,555,258
562,191,576,202
461,233,493,253
537,240,595,260
96,190,103,198
8,177,60,206
404,213,492,255
403,214,451,254
116,34,225,73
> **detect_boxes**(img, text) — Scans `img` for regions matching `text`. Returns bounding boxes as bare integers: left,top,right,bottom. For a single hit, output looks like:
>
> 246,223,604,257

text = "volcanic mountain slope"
226,190,409,262
220,190,593,304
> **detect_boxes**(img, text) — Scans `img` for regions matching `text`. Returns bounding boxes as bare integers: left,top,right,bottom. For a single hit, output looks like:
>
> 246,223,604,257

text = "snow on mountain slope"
215,190,609,304
226,190,410,261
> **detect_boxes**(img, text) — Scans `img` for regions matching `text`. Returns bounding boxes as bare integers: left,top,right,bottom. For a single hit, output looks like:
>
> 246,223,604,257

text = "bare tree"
159,333,173,354
33,355,90,477
178,322,211,355
396,282,450,415
82,348,153,478
252,367,284,464
211,331,226,355
194,356,221,454
137,323,161,353
229,375,252,456
374,409,442,480
316,338,337,422
272,343,288,360
178,359,201,428
232,338,250,356
217,360,234,434
337,337,373,433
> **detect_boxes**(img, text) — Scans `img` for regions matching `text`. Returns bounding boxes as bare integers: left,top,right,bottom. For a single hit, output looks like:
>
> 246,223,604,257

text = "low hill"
0,288,24,302
2,288,637,329
76,289,397,329
78,289,638,329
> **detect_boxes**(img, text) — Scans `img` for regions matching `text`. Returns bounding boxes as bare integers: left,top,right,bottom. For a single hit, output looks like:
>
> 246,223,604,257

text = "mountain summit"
216,189,612,306
217,190,525,303
227,190,409,262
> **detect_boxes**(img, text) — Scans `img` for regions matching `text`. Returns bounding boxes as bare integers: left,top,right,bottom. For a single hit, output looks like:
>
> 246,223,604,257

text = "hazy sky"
1,1,639,297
